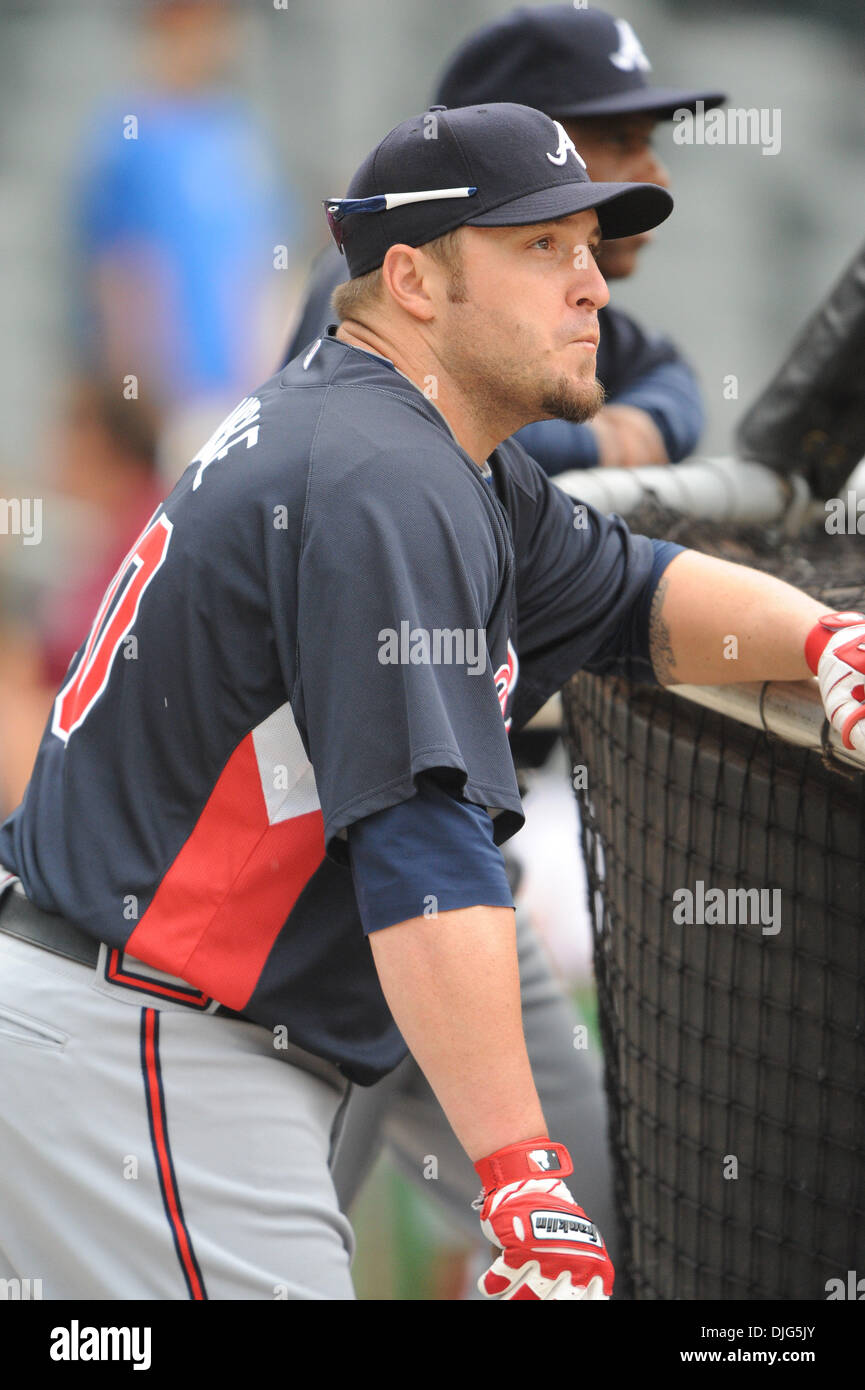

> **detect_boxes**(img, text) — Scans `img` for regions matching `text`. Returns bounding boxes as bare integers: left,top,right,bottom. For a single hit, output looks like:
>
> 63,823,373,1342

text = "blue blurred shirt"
75,94,294,403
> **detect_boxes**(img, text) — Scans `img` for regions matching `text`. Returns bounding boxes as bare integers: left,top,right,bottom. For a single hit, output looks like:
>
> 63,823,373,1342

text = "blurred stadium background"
0,0,863,1299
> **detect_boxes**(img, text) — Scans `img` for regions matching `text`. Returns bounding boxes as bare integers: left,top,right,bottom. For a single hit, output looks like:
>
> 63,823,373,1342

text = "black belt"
0,883,346,1092
0,884,101,967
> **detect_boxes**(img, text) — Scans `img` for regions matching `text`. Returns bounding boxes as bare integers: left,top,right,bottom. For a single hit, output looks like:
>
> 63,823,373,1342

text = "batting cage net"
562,508,865,1300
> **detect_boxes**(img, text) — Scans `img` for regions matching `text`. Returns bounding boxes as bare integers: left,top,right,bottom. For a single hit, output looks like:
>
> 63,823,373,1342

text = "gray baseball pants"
0,878,354,1300
0,876,616,1299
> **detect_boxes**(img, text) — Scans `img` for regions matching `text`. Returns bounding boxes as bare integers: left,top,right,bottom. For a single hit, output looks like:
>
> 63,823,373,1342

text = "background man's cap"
327,102,673,278
434,6,726,120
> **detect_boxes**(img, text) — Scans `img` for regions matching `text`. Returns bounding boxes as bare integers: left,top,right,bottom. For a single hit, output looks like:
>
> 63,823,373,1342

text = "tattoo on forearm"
649,573,677,685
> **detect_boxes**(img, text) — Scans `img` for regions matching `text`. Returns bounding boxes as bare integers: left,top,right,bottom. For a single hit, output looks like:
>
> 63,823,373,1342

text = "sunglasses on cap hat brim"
323,187,477,254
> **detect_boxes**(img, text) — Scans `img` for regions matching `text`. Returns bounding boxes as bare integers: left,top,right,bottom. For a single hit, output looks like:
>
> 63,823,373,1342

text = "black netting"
562,519,865,1301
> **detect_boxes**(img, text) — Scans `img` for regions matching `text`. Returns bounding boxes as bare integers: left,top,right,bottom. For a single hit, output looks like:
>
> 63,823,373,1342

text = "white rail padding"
668,678,865,773
530,680,865,774
552,456,811,534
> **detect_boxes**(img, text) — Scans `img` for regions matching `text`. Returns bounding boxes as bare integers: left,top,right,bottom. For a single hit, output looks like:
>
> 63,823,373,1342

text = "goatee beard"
540,376,606,424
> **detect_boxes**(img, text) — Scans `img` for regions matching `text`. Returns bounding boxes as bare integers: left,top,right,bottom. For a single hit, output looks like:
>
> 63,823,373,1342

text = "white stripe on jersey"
251,701,321,825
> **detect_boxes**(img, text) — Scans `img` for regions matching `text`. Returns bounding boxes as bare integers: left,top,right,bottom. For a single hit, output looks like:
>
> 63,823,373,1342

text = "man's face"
149,1,238,87
427,209,610,435
561,115,670,280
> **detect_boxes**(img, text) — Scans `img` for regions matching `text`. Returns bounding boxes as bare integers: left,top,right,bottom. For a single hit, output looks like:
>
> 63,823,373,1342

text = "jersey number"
52,512,173,743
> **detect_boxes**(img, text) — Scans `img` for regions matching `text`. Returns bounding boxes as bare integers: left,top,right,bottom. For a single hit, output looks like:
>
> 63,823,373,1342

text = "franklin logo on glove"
474,1138,614,1300
531,1212,604,1243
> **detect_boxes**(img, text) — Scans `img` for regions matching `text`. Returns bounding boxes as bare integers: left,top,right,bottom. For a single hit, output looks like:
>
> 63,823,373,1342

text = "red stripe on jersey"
126,732,325,1009
182,808,324,1006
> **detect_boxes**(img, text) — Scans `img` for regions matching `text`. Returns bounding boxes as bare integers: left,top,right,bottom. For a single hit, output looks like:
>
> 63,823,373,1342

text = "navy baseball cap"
435,6,726,121
325,102,673,278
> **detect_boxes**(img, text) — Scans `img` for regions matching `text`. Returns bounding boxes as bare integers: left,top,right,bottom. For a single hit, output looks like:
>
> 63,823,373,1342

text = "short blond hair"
331,227,466,322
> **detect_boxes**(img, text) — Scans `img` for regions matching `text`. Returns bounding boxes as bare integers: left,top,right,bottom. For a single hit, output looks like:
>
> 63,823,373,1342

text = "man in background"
285,6,725,475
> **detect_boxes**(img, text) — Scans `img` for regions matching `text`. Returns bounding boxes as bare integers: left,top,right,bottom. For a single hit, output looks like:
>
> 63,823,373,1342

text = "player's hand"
588,403,669,469
806,611,865,752
473,1137,614,1300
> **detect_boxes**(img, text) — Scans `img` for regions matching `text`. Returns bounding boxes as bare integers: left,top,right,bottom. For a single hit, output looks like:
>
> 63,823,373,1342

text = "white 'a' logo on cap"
609,18,651,72
546,120,587,168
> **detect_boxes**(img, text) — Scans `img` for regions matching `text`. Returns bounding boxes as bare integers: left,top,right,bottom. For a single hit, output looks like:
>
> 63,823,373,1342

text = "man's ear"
380,244,437,323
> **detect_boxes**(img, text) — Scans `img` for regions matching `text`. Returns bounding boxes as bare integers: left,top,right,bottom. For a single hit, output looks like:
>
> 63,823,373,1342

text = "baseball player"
283,3,726,1278
0,102,845,1301
284,5,726,475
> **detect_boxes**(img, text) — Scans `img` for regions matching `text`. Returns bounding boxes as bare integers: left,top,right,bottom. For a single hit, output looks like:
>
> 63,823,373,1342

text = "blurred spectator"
39,381,164,688
72,0,299,480
0,382,163,815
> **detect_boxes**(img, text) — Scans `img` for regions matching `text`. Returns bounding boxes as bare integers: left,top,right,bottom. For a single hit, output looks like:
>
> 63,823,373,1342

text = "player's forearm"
649,549,825,686
368,904,546,1161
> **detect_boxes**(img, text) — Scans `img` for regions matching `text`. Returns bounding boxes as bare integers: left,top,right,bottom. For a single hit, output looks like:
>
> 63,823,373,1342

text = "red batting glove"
805,611,865,752
473,1137,614,1300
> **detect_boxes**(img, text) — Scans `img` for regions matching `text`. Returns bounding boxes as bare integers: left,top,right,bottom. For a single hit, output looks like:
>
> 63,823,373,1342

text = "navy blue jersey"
0,331,658,1083
281,245,703,469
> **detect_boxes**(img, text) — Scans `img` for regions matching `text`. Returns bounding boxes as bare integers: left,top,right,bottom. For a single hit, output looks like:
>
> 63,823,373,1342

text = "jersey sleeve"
295,447,524,864
346,773,514,933
503,444,663,729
